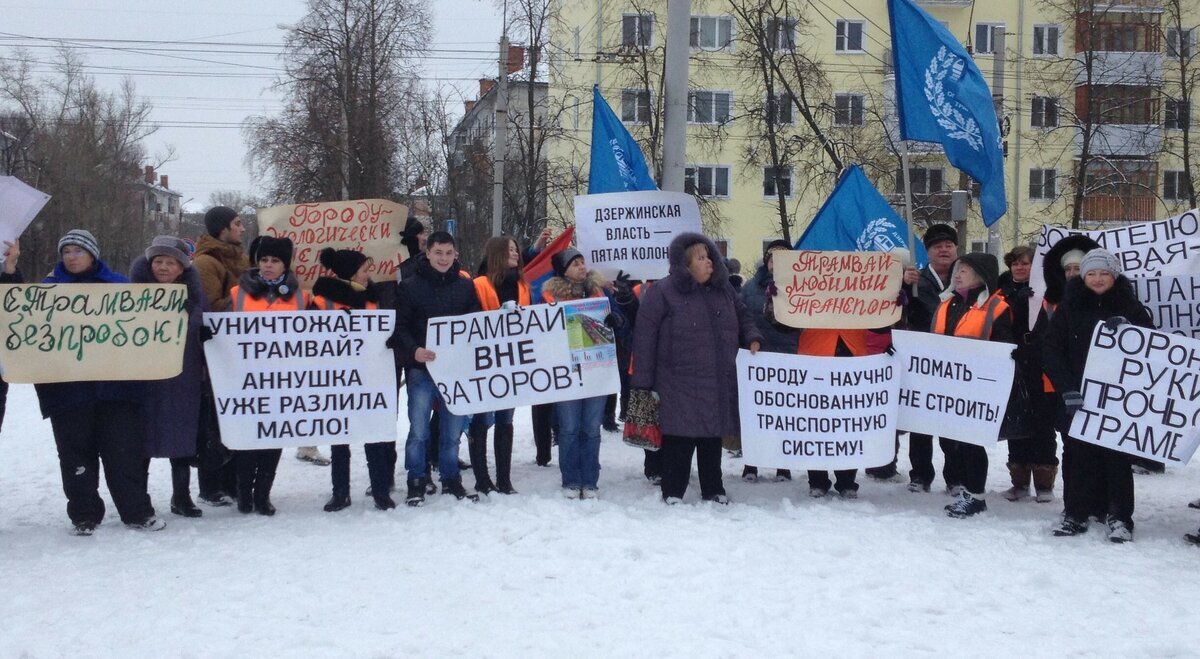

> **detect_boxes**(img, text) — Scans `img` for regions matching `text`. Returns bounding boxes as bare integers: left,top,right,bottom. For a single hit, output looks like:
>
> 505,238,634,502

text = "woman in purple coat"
130,236,209,518
631,233,762,504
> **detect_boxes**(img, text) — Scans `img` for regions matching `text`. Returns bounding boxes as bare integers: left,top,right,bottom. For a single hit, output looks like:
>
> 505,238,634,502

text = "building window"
1167,27,1194,58
1031,96,1058,128
713,238,730,257
1085,159,1157,196
836,20,865,53
833,93,865,126
766,92,794,126
766,17,798,51
974,23,1003,54
1164,171,1192,201
1085,85,1156,125
895,167,944,194
688,91,733,124
621,89,651,124
1030,168,1057,200
622,14,653,49
685,165,731,198
1166,99,1191,130
690,16,733,50
763,166,793,197
1032,25,1060,56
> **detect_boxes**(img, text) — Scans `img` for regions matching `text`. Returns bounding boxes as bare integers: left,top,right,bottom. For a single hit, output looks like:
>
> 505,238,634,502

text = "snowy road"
1,383,1198,657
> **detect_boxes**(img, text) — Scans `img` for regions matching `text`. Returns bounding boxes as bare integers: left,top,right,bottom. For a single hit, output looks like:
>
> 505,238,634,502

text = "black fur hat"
318,247,369,280
248,235,294,270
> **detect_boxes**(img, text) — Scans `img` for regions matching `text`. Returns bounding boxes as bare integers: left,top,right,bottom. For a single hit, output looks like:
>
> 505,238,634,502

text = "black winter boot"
441,478,479,502
494,422,516,494
467,421,496,495
254,453,279,516
235,457,255,514
406,477,426,507
323,493,351,512
169,459,202,518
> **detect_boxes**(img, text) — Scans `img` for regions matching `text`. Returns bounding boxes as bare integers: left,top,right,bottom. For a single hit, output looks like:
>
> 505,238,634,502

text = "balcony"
1080,195,1157,225
1075,123,1162,157
1076,51,1163,86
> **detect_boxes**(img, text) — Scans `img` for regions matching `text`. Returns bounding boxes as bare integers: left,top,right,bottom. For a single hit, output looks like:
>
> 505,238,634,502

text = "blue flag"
887,0,1006,226
795,165,928,267
588,86,658,194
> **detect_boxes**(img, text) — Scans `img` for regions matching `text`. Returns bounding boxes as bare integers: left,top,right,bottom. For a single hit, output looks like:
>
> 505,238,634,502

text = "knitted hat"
58,229,100,261
1059,249,1085,269
204,206,239,237
145,235,191,267
318,247,369,280
248,235,294,270
1080,248,1121,278
400,213,426,256
923,223,958,248
552,248,583,277
763,239,791,262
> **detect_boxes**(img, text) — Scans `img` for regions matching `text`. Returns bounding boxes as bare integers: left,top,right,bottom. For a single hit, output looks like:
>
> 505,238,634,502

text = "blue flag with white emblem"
887,0,1006,226
588,86,658,194
795,165,928,267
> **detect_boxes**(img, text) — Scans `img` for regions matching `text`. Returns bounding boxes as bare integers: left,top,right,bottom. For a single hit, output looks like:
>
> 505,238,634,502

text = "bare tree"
245,0,431,204
1162,0,1199,208
0,47,155,274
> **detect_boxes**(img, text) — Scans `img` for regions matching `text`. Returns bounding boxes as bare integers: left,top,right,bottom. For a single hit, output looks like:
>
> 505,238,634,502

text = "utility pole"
661,0,689,192
990,28,1005,256
493,35,510,237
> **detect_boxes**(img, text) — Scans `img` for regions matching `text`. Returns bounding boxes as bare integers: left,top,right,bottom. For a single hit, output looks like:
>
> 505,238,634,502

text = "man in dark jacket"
394,231,482,505
907,223,959,492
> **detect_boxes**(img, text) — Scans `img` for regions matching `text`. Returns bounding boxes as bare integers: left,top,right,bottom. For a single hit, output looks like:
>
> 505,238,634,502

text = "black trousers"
660,435,724,499
1007,390,1060,465
236,449,282,497
1062,437,1134,526
908,433,960,487
644,448,663,479
942,438,987,495
330,442,395,498
808,470,859,493
532,403,555,466
49,401,154,525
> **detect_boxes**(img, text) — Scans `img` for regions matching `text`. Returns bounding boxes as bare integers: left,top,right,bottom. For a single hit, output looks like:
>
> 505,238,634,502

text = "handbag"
622,388,662,451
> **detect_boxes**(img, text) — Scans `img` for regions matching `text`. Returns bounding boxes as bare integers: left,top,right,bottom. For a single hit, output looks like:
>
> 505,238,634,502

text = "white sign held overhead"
574,190,703,280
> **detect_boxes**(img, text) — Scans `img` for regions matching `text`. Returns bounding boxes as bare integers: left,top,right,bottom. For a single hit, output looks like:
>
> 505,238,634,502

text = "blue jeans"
555,395,605,489
404,368,467,482
477,408,515,428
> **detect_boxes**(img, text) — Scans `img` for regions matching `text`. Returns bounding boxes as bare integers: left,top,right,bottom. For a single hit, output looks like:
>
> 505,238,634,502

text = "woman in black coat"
1043,249,1153,543
130,236,209,518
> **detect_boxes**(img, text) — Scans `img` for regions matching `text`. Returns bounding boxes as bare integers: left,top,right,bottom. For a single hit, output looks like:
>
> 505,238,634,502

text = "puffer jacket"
1043,275,1153,394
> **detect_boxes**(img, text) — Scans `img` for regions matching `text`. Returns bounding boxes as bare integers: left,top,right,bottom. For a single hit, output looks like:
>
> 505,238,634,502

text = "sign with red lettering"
258,199,408,289
771,250,903,329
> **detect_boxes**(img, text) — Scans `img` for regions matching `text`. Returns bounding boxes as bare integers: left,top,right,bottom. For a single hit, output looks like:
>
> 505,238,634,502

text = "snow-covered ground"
2,382,1198,657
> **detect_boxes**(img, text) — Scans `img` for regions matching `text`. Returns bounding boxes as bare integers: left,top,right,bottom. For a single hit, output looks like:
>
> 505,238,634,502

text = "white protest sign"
1130,273,1200,339
891,330,1014,446
425,298,620,415
1028,210,1200,330
0,283,187,383
736,350,897,470
771,250,903,329
1070,323,1200,465
203,310,397,450
574,190,702,280
0,177,50,263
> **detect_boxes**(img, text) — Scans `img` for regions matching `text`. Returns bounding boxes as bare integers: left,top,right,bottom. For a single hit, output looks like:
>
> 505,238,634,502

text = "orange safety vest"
230,285,311,312
310,295,379,311
1041,299,1057,393
797,328,868,357
633,281,650,299
473,275,531,311
933,292,1010,340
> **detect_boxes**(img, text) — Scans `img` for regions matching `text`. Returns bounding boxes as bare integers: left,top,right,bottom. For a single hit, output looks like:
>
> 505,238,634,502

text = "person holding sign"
228,236,312,516
932,253,1013,519
394,231,482,506
310,247,397,512
1043,249,1153,542
468,236,532,496
129,236,209,519
631,233,763,505
541,248,629,499
34,230,163,535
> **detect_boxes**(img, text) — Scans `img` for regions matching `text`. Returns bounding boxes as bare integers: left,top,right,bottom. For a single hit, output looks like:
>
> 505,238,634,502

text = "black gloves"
1062,390,1084,416
613,270,634,304
199,326,215,343
604,312,624,329
1104,316,1128,330
1013,286,1034,301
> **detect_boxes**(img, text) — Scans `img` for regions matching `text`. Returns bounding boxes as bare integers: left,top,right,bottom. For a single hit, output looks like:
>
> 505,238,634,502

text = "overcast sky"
0,0,504,211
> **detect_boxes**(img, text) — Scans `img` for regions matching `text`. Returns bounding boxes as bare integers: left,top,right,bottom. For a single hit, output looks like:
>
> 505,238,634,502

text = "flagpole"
901,140,917,296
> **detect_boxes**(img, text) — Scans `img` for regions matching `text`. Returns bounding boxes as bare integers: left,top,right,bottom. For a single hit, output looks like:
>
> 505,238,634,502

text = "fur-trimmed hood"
312,276,379,309
128,255,207,307
667,232,730,293
542,270,607,302
1044,234,1101,304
